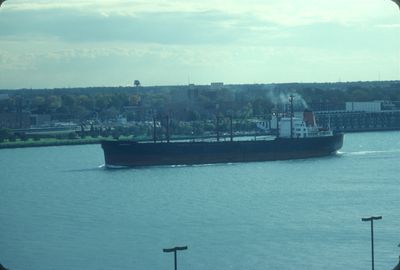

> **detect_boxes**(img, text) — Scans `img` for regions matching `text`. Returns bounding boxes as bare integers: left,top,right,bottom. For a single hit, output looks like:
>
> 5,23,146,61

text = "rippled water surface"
1,131,400,270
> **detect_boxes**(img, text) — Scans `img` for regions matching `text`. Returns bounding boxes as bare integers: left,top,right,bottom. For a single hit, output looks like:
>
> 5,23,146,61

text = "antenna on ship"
289,94,294,139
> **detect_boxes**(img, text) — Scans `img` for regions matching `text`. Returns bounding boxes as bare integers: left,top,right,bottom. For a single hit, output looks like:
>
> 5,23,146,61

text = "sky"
0,0,399,89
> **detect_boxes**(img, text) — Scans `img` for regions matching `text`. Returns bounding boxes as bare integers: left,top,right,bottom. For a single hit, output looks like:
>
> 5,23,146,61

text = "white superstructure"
278,117,331,138
270,109,332,139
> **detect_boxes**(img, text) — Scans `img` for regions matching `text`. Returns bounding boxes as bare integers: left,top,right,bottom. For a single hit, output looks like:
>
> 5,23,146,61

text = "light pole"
163,246,188,270
362,216,382,270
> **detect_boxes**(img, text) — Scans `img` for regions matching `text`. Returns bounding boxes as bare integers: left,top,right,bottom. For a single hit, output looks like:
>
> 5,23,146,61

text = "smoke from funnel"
267,91,308,110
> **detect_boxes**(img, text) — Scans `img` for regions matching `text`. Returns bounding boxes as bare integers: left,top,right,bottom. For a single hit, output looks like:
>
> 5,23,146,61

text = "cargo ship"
101,105,344,168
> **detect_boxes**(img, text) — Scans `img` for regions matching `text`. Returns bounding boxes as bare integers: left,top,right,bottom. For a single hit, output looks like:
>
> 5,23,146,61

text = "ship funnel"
303,109,316,127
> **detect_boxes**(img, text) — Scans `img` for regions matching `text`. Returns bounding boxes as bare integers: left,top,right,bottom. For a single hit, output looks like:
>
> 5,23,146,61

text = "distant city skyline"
0,0,399,89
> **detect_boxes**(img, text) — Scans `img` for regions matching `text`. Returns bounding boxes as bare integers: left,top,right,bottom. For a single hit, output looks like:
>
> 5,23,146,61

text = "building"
315,100,400,132
345,101,382,112
30,114,52,127
0,112,31,129
0,94,9,100
210,82,224,90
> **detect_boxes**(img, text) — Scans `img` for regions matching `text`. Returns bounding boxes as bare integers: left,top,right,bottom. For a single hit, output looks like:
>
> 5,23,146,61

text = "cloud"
0,8,284,45
2,0,398,47
375,23,400,28
0,35,396,86
5,0,398,26
1,0,399,88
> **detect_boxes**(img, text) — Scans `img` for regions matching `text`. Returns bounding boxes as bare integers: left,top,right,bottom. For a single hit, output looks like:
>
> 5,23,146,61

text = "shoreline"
0,139,102,149
0,129,399,149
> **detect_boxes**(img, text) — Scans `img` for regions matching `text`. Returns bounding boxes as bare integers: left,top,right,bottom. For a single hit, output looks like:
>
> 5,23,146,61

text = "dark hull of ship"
101,133,344,168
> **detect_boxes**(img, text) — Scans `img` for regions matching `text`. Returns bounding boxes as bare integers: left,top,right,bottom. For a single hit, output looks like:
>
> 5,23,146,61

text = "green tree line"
1,81,400,123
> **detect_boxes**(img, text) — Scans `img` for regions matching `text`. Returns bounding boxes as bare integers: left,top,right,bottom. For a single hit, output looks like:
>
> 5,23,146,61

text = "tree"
0,128,11,143
134,80,141,87
94,94,111,111
32,96,46,113
129,94,141,105
46,95,61,111
78,95,94,110
61,94,76,107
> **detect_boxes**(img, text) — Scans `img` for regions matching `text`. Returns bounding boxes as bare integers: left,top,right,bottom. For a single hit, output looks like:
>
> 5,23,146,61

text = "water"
1,131,400,270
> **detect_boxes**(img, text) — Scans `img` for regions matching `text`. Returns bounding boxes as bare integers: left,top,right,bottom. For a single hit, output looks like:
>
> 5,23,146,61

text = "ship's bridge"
279,117,306,138
279,117,332,138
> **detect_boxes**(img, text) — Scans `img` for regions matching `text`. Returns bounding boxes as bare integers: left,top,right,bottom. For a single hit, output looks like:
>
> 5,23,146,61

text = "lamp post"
163,246,188,270
362,216,382,270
